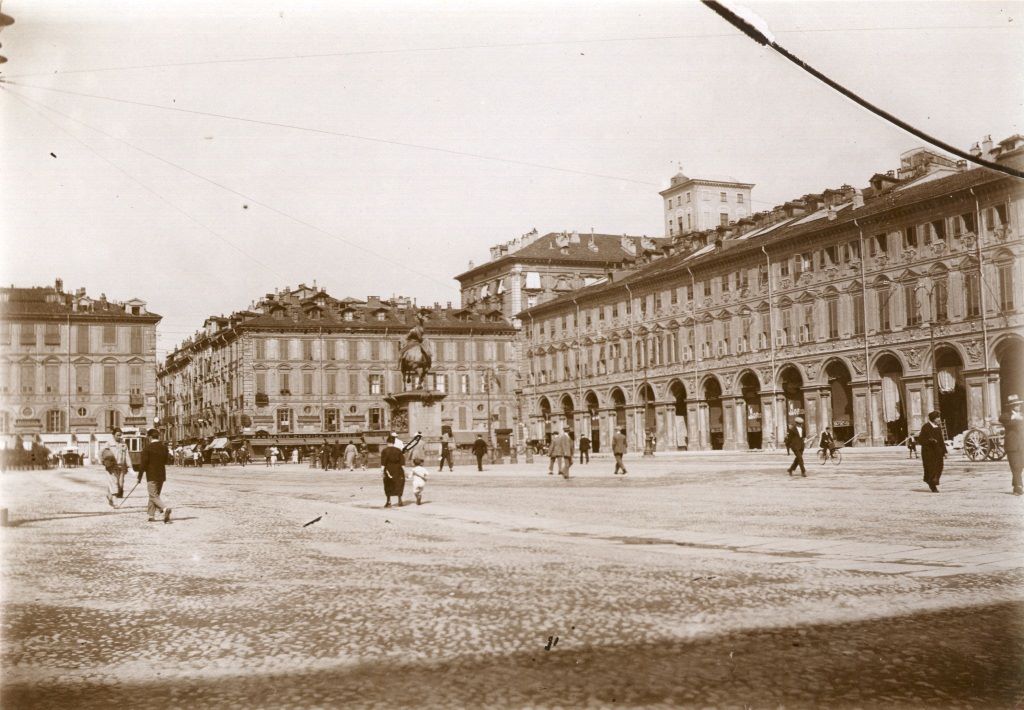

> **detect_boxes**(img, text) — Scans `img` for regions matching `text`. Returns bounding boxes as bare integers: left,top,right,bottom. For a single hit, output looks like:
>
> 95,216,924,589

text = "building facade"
455,230,669,321
0,280,162,456
519,142,1024,453
661,170,755,238
157,286,519,451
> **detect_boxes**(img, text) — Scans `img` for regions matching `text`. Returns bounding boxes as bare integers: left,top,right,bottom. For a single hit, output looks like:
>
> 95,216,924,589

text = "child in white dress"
410,456,429,505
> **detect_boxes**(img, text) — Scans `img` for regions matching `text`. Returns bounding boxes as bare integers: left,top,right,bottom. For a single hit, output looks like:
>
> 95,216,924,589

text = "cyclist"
818,427,838,462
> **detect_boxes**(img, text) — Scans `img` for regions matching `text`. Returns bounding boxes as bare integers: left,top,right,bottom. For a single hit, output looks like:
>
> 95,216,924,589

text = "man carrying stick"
137,428,172,523
101,428,135,508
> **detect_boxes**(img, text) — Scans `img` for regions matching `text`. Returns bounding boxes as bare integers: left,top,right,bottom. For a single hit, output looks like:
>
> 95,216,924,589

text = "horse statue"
399,314,433,390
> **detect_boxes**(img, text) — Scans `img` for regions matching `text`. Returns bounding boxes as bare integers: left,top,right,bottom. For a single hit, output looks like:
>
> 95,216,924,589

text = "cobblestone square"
2,449,1023,708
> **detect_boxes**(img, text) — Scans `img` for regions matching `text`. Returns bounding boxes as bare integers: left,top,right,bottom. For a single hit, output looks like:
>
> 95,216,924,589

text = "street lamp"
480,367,497,462
916,284,941,424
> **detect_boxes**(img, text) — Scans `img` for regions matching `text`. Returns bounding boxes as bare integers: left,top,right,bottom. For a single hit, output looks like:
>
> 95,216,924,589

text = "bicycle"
817,447,842,465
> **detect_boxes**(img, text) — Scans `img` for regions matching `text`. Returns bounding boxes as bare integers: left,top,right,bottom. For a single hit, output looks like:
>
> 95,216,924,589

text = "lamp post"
916,284,941,423
480,367,496,462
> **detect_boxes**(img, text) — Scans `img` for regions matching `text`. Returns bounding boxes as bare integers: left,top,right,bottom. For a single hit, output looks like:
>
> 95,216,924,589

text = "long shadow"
4,509,146,528
3,601,1022,708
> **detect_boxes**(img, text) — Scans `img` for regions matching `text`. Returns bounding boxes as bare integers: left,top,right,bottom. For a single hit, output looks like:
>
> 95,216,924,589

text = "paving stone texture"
2,449,1023,708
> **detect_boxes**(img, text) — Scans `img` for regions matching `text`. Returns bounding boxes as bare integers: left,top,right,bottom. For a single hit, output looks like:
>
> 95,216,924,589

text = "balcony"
129,393,144,409
255,393,270,407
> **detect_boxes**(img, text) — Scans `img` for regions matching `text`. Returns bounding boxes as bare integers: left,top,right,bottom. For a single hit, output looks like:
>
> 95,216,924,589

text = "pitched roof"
0,285,161,322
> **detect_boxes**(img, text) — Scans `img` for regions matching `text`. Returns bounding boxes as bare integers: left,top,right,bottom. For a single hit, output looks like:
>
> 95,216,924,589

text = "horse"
400,343,432,390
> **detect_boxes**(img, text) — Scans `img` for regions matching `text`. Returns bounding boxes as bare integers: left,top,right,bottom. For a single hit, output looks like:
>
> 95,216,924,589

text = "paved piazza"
2,449,1023,708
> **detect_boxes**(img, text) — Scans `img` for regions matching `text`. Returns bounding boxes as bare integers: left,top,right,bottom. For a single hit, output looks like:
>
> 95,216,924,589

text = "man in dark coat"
612,427,628,475
138,428,172,523
472,435,488,471
439,432,454,472
918,410,946,492
785,417,807,477
998,394,1023,496
579,434,591,464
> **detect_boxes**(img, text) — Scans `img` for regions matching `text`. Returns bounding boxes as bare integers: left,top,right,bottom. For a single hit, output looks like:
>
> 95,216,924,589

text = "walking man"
137,428,172,523
551,427,573,478
472,434,488,471
438,431,454,472
344,441,357,471
998,394,1023,496
612,427,628,475
785,417,807,477
101,428,135,507
918,410,946,492
579,433,591,464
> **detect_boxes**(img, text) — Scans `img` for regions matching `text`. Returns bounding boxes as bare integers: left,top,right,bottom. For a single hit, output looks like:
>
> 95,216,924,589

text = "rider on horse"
399,314,432,389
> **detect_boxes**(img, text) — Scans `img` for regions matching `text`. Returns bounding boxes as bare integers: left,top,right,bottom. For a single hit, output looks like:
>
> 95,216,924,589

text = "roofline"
659,178,756,196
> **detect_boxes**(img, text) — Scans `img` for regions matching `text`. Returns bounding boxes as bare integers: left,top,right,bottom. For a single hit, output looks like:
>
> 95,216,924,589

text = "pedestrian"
998,394,1023,496
546,437,557,475
332,440,344,470
410,456,429,505
344,441,357,471
237,445,248,467
785,417,807,477
612,427,628,475
100,428,135,507
907,433,918,459
818,426,837,462
137,428,172,523
380,434,406,507
438,431,454,472
579,433,591,464
319,444,330,471
918,410,946,492
472,434,488,471
270,445,280,467
549,427,573,478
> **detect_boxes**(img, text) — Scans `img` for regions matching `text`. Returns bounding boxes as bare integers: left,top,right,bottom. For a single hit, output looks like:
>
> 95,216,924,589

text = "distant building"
157,285,518,452
518,142,1023,452
0,280,161,457
454,230,670,321
661,169,755,238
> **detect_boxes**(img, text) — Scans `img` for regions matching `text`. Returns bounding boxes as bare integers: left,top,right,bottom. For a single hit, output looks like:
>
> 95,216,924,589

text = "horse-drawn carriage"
962,422,1006,462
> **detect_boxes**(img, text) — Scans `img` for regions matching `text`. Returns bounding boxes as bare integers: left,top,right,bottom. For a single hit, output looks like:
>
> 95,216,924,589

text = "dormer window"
272,309,284,320
343,311,354,321
375,311,386,321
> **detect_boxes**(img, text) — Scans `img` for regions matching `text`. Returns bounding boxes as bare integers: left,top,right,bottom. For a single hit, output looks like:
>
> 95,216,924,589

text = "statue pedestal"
384,390,446,459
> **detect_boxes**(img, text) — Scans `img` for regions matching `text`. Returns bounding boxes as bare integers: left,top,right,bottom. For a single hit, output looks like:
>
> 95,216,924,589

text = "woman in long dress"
380,435,406,507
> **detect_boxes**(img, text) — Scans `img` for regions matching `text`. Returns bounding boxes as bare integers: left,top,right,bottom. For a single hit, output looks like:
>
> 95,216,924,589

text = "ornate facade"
0,280,162,456
519,142,1024,452
157,286,518,450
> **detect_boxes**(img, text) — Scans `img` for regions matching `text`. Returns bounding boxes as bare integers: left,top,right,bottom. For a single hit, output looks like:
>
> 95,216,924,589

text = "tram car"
118,427,149,468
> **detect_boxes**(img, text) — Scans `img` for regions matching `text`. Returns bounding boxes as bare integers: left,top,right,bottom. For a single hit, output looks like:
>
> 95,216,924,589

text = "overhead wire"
700,0,1024,180
1,80,658,187
2,85,462,293
3,24,1017,80
1,88,289,282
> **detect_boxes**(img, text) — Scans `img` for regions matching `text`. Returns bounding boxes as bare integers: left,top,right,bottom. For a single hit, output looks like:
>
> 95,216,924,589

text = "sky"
1,1,1021,358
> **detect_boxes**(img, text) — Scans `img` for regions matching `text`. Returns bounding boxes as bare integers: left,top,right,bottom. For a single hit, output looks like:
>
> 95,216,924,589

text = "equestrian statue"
399,314,432,390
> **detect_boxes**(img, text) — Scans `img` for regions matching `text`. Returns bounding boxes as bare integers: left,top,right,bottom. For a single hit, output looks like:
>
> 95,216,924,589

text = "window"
349,373,359,395
435,374,449,394
737,193,744,204
823,245,838,266
930,219,946,244
326,371,337,395
721,275,730,293
44,323,61,346
612,303,619,318
255,339,266,360
303,340,314,360
459,373,471,394
847,240,861,261
129,365,142,394
324,408,339,432
853,292,865,336
738,270,749,292
720,212,729,226
703,280,711,298
758,265,769,288
654,293,662,312
255,372,267,395
370,340,380,361
129,326,143,354
933,278,948,322
903,225,919,250
476,341,486,361
375,311,386,322
343,310,355,321
45,363,59,393
953,212,976,236
303,372,314,395
800,253,813,273
780,259,789,278
998,262,1015,312
871,234,888,257
45,410,66,433
103,364,116,395
525,272,541,289
877,289,891,332
801,304,814,342
76,364,90,394
0,321,9,345
904,283,920,326
827,300,839,339
279,338,290,360
369,408,385,429
369,374,383,395
277,408,292,433
102,325,116,346
720,192,727,203
670,289,678,305
20,324,36,346
686,192,692,203
105,410,121,431
279,371,291,395
781,309,793,345
986,204,1009,231
965,271,981,317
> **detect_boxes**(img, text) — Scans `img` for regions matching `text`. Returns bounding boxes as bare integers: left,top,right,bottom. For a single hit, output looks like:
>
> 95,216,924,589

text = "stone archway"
995,336,1024,409
610,387,627,429
738,371,762,449
638,383,656,435
875,353,907,446
560,394,575,439
703,377,724,450
538,396,552,445
668,380,688,450
778,365,805,425
933,346,968,436
584,390,601,452
825,360,854,444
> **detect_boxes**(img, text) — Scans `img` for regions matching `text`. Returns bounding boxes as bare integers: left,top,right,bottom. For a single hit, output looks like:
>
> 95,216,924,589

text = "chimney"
982,135,993,156
852,189,865,209
489,246,501,260
827,206,837,221
54,278,63,293
570,230,580,244
970,142,982,158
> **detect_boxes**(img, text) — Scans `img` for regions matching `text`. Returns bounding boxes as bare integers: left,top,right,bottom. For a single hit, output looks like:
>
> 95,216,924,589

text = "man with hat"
100,427,135,507
998,394,1024,496
549,426,574,479
785,416,807,477
137,428,172,523
918,411,946,493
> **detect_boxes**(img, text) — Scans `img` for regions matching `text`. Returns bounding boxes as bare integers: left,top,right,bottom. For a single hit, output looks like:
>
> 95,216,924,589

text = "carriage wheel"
987,439,1006,461
962,429,989,462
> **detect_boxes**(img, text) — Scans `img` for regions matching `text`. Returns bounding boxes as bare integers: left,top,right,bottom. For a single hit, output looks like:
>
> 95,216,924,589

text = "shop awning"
205,437,229,450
